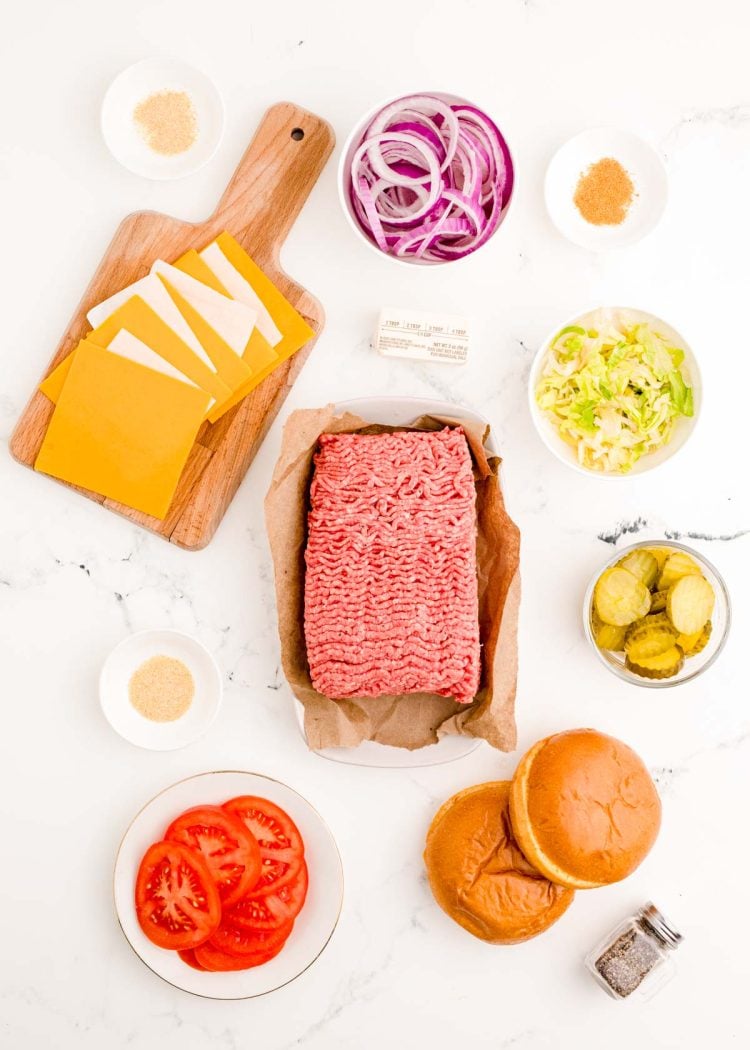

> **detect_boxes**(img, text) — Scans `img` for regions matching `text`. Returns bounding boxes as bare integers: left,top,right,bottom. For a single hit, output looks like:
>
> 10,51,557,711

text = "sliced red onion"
366,95,460,171
348,93,512,264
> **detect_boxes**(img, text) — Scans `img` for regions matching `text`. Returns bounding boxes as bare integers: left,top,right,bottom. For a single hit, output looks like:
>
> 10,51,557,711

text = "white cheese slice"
87,274,218,374
151,260,259,357
199,242,282,347
106,330,200,387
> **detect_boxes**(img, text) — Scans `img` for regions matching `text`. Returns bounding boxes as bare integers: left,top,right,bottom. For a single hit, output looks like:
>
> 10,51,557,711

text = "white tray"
293,395,496,768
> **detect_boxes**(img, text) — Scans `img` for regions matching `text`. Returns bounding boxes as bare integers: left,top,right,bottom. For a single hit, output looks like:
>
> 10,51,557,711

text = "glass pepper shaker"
585,903,683,1000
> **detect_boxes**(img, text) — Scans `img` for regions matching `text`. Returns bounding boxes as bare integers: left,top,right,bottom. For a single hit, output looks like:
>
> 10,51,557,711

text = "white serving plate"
293,395,496,768
528,306,701,478
114,771,343,999
545,127,668,250
100,629,222,750
101,59,224,180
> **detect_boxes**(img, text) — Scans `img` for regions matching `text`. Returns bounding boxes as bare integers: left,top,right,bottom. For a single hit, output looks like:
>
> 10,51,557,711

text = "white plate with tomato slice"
114,771,343,998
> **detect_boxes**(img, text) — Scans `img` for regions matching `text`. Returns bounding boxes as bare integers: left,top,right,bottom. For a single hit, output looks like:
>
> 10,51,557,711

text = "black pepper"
586,903,683,1002
594,926,661,998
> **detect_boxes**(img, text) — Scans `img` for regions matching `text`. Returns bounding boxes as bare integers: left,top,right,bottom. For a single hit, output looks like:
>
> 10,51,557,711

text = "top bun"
509,729,661,889
424,781,574,943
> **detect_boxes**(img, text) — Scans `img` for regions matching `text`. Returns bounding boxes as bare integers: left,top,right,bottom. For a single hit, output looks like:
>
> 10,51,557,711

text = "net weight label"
376,309,470,364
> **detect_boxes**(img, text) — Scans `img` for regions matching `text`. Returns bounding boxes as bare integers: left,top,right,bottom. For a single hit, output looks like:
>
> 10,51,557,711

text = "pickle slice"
627,611,673,636
618,550,659,589
625,614,678,662
658,551,701,590
676,620,712,656
594,567,652,627
645,547,671,573
626,646,684,680
666,575,715,635
650,589,669,613
592,613,627,651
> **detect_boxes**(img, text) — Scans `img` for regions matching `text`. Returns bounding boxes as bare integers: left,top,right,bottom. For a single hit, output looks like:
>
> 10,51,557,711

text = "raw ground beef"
303,427,481,703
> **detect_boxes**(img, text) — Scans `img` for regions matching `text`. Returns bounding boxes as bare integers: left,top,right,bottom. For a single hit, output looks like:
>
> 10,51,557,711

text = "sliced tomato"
223,796,304,896
135,840,221,950
194,937,286,972
210,917,293,957
165,805,262,907
227,861,308,932
178,949,207,971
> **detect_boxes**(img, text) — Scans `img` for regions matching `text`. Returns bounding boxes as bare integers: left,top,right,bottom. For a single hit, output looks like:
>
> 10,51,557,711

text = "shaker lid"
639,902,683,949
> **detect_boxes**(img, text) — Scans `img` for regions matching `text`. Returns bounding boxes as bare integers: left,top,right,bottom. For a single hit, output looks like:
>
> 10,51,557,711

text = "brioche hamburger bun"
424,781,575,944
509,729,661,890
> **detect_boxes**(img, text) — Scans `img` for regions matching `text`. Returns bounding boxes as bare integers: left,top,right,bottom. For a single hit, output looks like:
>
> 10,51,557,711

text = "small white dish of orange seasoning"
545,127,668,250
101,59,225,180
100,629,222,750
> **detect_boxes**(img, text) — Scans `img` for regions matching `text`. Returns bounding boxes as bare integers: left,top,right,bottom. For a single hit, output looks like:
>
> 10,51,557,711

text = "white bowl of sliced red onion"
339,92,514,266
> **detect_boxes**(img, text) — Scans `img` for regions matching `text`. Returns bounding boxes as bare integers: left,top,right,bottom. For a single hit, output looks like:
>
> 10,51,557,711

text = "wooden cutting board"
10,101,335,550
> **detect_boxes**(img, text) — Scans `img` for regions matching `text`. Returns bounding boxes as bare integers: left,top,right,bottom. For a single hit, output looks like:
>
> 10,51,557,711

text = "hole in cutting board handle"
291,127,304,141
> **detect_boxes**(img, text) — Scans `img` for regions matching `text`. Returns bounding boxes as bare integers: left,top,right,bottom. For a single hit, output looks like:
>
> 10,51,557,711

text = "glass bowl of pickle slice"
583,540,731,687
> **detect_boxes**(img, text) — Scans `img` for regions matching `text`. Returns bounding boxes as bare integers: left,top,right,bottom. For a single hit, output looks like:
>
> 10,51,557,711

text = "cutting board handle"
211,102,335,267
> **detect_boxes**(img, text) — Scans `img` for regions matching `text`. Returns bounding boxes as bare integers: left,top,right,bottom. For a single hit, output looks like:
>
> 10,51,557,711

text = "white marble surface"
2,0,749,1046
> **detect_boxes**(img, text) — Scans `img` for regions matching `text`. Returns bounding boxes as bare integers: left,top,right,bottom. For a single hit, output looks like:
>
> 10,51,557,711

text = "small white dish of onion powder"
101,59,225,180
100,629,222,750
338,92,514,266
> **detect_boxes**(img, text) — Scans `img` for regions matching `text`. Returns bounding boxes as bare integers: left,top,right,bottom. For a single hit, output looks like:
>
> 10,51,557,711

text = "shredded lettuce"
535,313,694,473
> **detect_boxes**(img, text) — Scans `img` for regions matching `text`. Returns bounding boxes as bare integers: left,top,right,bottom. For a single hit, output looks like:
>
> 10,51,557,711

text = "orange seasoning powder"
574,157,635,226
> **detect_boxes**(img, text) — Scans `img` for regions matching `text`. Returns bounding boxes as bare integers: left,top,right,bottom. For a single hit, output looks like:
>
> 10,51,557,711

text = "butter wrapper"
374,307,469,364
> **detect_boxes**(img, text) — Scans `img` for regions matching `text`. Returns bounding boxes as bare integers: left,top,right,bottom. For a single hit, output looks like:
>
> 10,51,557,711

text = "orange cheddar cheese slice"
151,261,258,358
35,340,210,519
91,296,232,404
154,275,252,392
175,247,279,380
199,241,283,347
173,249,231,295
39,330,203,404
214,232,314,363
197,233,315,420
86,273,216,372
40,297,233,411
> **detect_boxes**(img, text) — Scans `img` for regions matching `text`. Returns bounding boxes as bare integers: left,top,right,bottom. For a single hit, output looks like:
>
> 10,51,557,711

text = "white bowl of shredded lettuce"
529,306,701,477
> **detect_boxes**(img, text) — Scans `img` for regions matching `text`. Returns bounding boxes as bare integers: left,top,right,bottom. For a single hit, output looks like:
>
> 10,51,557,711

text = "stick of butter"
373,307,469,364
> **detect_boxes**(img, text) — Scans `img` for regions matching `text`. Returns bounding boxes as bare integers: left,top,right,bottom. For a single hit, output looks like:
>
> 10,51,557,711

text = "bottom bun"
424,781,575,944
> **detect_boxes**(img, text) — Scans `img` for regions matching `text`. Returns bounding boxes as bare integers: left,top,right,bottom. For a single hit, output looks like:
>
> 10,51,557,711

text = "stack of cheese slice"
35,232,313,519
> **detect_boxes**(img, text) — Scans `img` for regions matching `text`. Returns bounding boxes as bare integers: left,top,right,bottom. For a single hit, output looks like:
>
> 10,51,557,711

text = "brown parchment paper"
264,405,521,752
